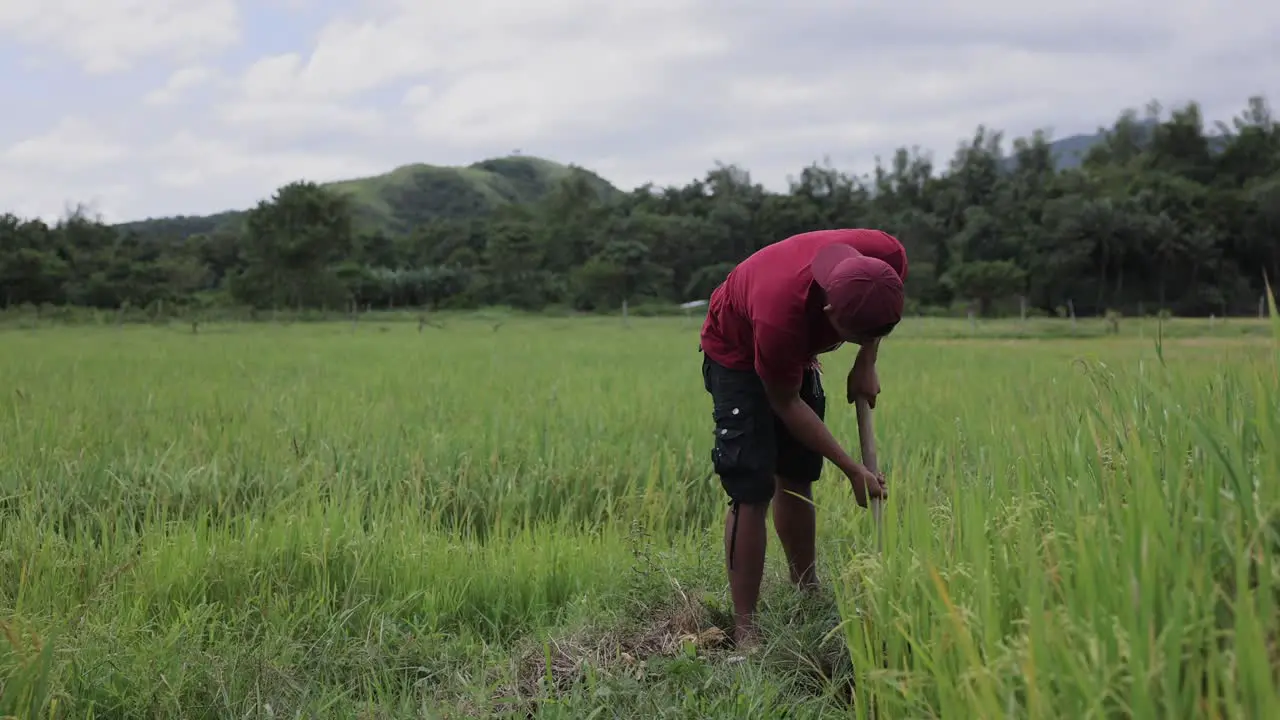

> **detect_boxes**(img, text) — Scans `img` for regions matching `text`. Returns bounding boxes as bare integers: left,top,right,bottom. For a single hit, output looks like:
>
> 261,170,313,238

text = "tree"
230,181,355,309
941,260,1029,316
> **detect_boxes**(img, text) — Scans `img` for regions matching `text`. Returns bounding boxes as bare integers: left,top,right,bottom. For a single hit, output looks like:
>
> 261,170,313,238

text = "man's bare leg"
725,500,769,647
773,475,819,589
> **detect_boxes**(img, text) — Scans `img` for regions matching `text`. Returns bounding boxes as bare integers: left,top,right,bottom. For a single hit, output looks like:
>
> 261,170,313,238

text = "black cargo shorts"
700,351,826,505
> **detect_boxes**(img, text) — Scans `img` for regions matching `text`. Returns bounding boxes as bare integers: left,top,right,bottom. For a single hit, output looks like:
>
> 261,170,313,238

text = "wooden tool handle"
854,397,878,474
854,397,885,547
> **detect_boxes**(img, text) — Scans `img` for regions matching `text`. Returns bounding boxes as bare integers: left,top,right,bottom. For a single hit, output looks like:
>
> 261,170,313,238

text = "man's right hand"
845,463,886,507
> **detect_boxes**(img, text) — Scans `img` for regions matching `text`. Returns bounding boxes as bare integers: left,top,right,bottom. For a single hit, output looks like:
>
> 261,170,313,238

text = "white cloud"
139,132,388,213
0,0,240,74
401,85,432,107
0,118,134,221
0,0,1278,222
218,99,385,137
0,174,134,225
3,118,127,172
145,66,217,105
405,26,726,145
224,0,728,145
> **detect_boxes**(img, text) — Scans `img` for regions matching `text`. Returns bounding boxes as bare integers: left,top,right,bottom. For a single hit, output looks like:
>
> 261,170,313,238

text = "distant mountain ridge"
116,123,1219,240
115,155,620,240
1001,119,1230,171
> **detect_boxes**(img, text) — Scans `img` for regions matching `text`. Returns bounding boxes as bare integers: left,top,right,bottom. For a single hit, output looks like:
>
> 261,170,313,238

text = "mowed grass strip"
0,316,1276,718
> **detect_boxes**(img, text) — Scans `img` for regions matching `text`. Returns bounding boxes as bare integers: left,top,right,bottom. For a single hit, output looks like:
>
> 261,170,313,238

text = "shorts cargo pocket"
710,402,751,476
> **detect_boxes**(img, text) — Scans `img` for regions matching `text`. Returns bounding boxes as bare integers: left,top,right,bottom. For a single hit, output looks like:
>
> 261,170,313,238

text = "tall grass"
0,316,1275,717
836,312,1279,718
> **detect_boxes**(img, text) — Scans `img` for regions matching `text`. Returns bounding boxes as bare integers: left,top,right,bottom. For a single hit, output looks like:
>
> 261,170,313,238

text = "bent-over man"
698,228,908,647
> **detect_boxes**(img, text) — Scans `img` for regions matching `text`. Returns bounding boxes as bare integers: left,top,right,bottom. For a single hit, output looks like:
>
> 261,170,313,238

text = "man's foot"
733,623,762,650
797,581,838,615
795,575,821,593
726,625,762,664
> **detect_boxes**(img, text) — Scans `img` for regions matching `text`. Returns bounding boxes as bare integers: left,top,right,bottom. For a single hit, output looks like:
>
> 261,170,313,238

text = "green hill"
326,155,618,235
115,155,621,240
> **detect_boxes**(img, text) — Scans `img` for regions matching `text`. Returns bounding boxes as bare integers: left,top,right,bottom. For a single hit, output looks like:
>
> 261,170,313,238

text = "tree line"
2,95,1278,319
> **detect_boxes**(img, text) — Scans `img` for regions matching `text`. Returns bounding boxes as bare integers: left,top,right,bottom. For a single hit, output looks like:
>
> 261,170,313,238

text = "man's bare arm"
763,380,862,478
855,337,881,365
848,336,883,405
765,381,885,505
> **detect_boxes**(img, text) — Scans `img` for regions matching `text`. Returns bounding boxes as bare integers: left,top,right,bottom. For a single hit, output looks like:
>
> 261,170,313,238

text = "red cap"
811,243,904,335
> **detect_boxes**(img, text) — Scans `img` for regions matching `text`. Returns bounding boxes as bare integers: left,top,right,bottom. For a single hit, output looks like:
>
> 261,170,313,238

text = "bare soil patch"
491,587,733,716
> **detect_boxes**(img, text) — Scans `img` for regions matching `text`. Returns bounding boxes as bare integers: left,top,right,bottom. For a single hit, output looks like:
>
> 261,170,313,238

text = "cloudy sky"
2,0,1277,224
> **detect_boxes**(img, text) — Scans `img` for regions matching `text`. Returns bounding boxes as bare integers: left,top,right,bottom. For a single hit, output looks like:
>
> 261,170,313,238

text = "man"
698,228,907,647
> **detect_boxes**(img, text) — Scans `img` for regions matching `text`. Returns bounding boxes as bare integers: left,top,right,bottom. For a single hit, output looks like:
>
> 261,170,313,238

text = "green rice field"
1,312,1277,718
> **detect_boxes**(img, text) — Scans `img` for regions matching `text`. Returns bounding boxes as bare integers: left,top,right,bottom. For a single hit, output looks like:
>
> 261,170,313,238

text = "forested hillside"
2,96,1277,318
113,156,620,241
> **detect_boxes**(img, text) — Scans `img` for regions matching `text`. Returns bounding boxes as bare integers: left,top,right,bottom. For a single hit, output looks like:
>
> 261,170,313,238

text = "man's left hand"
846,359,880,407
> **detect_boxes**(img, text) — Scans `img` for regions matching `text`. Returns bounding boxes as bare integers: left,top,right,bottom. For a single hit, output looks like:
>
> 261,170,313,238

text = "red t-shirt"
699,229,908,393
